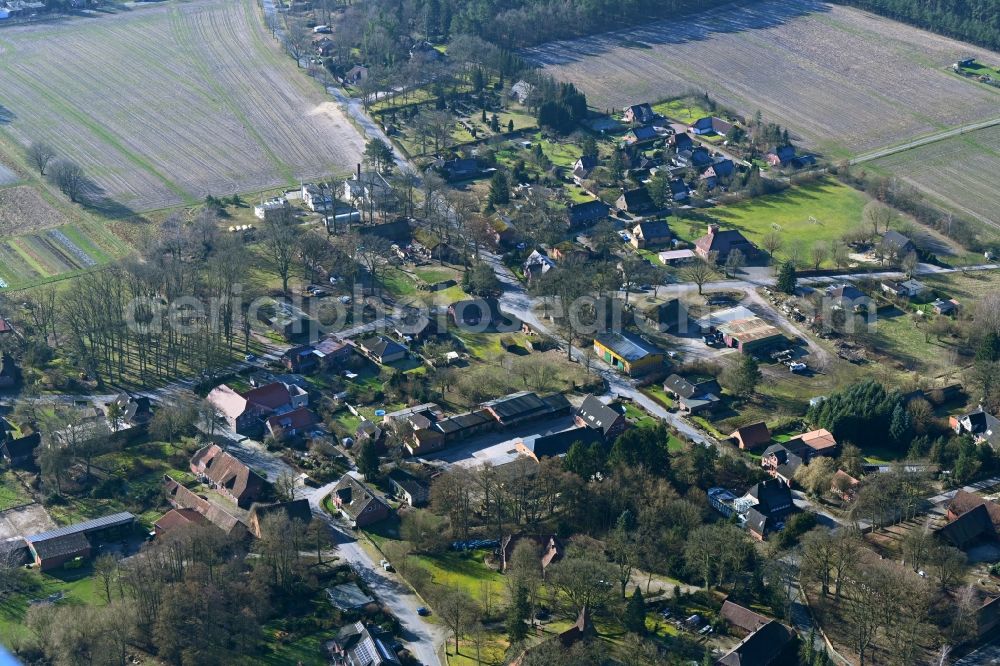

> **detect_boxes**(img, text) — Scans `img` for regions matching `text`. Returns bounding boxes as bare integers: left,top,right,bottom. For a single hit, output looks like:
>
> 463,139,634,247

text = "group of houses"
382,391,626,465
709,477,795,541
158,443,312,541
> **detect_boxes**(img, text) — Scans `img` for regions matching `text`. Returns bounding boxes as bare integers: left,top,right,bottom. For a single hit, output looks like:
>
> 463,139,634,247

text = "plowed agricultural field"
526,0,1000,156
0,0,364,211
868,126,1000,230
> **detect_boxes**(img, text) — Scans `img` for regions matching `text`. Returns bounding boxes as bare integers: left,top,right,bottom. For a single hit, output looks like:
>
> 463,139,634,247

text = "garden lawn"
0,472,32,511
683,179,869,266
411,550,505,600
652,97,714,125
0,565,103,644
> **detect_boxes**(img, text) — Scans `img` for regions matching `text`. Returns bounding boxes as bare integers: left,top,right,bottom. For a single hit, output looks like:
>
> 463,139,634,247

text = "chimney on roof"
708,223,720,235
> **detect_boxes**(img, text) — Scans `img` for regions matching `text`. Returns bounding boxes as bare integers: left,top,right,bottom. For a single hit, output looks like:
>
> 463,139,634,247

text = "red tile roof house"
265,406,319,440
190,444,268,509
695,224,759,263
153,508,207,537
207,381,307,437
163,477,248,539
729,422,771,450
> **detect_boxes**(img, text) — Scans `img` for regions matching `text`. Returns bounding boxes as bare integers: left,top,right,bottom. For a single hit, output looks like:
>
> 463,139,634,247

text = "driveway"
300,481,447,666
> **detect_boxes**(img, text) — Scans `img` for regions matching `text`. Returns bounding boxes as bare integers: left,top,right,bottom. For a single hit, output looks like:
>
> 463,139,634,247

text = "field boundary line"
850,117,1000,165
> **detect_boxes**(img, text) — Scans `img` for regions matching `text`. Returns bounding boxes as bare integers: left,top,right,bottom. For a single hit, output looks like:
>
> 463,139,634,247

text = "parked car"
417,607,430,616
244,354,257,362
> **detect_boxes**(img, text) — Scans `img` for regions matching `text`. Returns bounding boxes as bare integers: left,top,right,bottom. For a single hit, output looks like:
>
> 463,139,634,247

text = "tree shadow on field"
0,105,14,124
523,0,832,66
78,178,140,221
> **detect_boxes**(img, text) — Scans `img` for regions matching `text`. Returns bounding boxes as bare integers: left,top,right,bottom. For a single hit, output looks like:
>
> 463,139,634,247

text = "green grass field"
652,97,713,125
684,179,870,266
0,472,32,511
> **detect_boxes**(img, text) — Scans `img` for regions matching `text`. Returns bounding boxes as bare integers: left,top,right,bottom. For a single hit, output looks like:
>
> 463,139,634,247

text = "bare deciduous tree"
27,141,56,176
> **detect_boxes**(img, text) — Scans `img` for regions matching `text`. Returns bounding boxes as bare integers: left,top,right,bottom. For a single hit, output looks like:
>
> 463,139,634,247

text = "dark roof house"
615,187,655,214
575,395,627,439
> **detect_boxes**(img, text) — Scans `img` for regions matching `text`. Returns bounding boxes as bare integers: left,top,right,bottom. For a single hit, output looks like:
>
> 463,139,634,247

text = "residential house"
265,406,318,439
343,171,393,209
1,431,40,469
329,621,401,666
690,116,733,136
331,475,392,528
826,284,871,312
153,508,206,537
765,145,796,167
631,220,671,249
700,158,736,190
0,318,15,336
523,249,556,283
355,420,386,452
762,443,804,485
786,428,839,456
745,506,774,541
624,125,658,145
356,336,407,365
575,394,627,440
622,103,655,125
207,381,308,436
720,600,770,635
500,534,562,573
881,278,929,299
594,331,665,376
428,409,494,446
253,197,289,221
695,224,758,262
190,444,268,508
388,468,430,507
25,513,135,572
247,499,312,538
657,249,697,266
762,430,837,485
509,80,534,104
743,478,794,517
716,620,797,665
952,407,1000,449
690,146,712,168
719,317,785,354
314,37,335,56
641,298,691,333
281,345,319,373
108,393,152,428
567,200,610,227
831,470,861,501
440,157,479,182
664,374,721,414
881,230,916,257
936,490,1000,548
671,132,693,153
669,178,690,202
163,478,248,539
615,187,655,215
932,298,959,315
344,65,369,84
302,183,334,212
572,155,599,184
0,354,19,389
729,422,771,450
314,335,353,369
